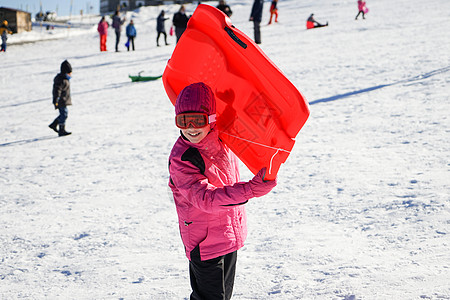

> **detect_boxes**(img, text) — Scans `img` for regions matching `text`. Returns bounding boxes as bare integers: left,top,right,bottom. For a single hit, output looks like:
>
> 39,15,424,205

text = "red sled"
163,4,310,180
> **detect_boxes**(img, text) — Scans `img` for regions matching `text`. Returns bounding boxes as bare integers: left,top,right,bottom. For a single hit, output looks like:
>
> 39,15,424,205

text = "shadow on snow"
309,66,450,105
0,135,59,147
0,83,135,109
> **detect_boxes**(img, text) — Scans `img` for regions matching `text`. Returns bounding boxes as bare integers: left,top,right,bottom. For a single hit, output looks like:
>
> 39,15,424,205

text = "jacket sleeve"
52,81,62,104
170,156,254,213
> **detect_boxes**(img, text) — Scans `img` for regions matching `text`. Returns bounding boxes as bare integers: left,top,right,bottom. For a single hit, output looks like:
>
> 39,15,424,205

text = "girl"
168,82,277,299
97,16,109,52
355,0,368,20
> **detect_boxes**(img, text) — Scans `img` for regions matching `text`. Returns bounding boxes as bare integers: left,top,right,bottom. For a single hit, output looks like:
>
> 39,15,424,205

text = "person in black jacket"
49,60,72,136
249,0,264,44
172,5,189,43
217,0,232,17
156,10,169,46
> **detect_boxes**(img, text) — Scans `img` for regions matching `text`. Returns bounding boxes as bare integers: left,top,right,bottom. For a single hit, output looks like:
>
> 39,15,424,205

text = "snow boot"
49,119,58,133
58,124,72,136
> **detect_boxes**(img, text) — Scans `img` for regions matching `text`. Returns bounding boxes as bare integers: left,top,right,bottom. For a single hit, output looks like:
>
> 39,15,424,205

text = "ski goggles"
175,113,217,129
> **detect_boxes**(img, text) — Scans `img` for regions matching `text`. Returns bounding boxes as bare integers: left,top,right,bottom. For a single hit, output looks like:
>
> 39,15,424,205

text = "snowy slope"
1,0,449,299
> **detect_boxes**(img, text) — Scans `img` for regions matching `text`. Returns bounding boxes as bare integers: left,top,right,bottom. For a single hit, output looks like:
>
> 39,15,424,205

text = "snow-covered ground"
1,0,449,298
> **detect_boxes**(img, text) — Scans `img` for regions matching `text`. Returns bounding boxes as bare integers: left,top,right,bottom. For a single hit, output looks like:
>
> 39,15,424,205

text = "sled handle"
224,26,247,49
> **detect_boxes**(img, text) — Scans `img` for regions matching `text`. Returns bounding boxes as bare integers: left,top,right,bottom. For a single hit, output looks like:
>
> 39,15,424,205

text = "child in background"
49,60,72,136
268,0,278,24
355,0,368,20
0,20,12,52
125,19,136,51
306,13,328,29
97,16,109,52
168,82,277,299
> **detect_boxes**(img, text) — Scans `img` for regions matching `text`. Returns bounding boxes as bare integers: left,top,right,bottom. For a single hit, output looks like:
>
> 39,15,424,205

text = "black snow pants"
355,10,365,19
189,246,237,300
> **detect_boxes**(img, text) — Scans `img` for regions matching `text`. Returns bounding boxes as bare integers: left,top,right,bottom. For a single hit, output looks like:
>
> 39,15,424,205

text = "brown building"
100,0,213,14
0,7,32,33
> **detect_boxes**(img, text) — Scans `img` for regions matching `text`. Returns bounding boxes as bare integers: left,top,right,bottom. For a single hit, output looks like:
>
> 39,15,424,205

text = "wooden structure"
0,7,32,33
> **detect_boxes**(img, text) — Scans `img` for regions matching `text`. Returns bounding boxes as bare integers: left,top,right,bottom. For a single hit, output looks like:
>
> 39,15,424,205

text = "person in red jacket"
97,16,109,51
306,13,328,29
168,82,277,300
268,0,278,24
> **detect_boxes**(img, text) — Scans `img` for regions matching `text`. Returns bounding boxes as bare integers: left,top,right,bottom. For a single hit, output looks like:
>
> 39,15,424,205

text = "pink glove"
249,168,277,197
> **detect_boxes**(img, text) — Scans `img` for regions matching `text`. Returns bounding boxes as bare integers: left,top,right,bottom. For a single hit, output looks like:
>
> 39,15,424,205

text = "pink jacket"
168,128,254,261
358,0,366,11
97,21,108,36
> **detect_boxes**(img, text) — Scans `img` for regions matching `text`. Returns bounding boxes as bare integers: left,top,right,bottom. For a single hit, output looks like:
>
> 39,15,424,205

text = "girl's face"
181,124,211,144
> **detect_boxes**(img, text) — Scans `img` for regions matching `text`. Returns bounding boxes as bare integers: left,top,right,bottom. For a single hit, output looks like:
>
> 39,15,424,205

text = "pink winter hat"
175,82,216,116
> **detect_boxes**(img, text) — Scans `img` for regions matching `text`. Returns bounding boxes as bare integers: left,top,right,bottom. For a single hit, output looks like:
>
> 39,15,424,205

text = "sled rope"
219,131,290,174
268,148,282,175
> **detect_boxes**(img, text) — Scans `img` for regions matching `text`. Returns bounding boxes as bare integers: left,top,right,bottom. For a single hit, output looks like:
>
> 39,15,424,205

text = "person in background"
112,10,126,52
156,10,169,47
125,19,136,51
306,13,328,29
0,20,13,52
97,16,109,52
217,0,233,18
249,0,264,44
49,60,73,137
355,0,368,20
268,0,278,24
172,5,189,43
168,82,277,300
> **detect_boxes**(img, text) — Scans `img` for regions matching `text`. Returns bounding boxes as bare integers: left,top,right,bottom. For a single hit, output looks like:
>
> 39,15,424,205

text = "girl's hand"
248,168,277,197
